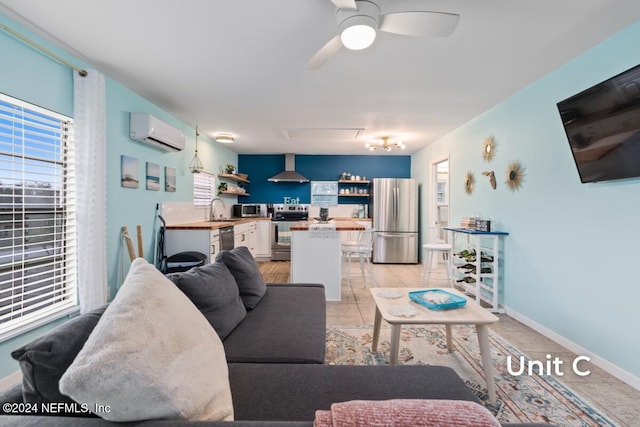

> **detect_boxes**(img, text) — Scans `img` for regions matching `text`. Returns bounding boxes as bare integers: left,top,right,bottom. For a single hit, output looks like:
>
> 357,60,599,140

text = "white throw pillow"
59,258,234,422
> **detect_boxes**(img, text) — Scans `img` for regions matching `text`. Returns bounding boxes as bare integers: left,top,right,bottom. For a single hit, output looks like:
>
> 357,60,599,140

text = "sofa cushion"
11,304,107,405
215,246,266,310
223,284,325,363
228,364,480,421
59,258,234,422
168,261,246,339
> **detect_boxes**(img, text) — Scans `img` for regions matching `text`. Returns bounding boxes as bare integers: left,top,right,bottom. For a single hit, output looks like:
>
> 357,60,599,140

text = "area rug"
326,325,617,426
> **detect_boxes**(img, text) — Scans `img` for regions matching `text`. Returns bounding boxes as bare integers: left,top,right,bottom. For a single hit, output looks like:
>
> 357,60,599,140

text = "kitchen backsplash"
162,202,367,224
161,202,232,224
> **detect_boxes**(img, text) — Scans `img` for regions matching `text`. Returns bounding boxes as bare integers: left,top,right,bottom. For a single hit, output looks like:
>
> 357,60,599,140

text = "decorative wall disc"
482,136,496,161
506,161,525,191
464,171,475,195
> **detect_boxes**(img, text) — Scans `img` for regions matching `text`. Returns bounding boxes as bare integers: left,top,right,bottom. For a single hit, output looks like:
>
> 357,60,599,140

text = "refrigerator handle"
377,232,416,238
394,186,399,224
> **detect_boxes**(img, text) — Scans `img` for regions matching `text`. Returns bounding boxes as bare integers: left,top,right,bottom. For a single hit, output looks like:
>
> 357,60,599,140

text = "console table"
444,227,508,313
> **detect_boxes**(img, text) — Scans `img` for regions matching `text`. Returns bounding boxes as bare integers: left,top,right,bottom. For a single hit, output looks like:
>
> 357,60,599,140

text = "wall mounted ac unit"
130,113,185,151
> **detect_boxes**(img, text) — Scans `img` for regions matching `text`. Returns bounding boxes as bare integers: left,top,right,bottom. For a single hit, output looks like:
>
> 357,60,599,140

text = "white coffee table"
370,287,499,403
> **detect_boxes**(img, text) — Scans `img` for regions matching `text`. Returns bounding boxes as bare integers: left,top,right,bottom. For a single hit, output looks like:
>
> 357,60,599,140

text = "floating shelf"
338,194,369,197
218,190,250,196
338,180,370,184
218,173,250,184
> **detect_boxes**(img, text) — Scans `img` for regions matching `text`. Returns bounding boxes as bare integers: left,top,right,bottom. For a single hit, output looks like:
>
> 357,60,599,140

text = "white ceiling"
2,0,640,155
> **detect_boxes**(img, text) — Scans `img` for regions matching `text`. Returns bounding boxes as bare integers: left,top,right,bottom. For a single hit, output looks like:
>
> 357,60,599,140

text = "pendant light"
188,125,204,173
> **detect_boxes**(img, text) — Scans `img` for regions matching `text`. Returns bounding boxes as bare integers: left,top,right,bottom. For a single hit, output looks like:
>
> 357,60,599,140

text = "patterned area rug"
326,325,617,426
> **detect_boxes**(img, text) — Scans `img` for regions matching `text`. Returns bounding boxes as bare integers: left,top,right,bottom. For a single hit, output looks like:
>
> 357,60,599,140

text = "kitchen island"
290,220,366,301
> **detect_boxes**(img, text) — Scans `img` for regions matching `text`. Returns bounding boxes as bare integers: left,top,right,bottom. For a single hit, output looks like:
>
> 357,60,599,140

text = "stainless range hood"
268,154,309,183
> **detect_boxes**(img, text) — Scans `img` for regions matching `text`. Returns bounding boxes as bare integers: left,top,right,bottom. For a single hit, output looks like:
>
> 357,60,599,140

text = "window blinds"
193,172,215,207
0,93,77,339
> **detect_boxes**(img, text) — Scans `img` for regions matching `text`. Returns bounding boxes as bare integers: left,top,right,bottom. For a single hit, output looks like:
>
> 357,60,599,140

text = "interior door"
431,158,449,242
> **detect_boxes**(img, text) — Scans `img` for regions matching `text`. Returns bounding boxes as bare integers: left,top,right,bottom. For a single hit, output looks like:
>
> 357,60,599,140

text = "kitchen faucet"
209,197,226,221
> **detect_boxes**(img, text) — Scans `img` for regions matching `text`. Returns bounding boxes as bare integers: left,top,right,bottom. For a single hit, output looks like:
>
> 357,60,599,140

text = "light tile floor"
333,262,640,427
260,260,640,427
265,263,640,427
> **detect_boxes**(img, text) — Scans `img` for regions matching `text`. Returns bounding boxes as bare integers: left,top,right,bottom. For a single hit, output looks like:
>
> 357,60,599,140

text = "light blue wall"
413,21,640,379
104,81,237,296
0,11,237,378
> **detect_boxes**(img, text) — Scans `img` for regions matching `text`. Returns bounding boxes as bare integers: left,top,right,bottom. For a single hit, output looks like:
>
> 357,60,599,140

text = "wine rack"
445,227,508,313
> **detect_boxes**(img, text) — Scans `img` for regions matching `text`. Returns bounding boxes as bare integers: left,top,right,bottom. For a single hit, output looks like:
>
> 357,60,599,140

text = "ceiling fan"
307,0,460,69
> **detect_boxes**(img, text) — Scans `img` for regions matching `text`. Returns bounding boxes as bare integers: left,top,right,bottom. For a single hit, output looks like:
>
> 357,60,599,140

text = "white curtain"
74,69,108,314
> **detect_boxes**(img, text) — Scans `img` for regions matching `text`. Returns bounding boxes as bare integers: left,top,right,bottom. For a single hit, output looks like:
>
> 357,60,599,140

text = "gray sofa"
0,247,545,426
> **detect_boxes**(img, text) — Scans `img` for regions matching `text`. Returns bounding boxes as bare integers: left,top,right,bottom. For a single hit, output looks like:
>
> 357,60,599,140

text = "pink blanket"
314,399,500,426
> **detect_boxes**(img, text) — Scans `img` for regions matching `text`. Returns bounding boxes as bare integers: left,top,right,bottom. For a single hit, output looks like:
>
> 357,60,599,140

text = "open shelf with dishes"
218,173,250,184
217,173,250,196
445,227,508,313
338,180,370,197
218,190,250,197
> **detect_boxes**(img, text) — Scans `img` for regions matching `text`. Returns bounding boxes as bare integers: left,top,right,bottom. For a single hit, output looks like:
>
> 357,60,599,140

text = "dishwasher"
219,226,234,251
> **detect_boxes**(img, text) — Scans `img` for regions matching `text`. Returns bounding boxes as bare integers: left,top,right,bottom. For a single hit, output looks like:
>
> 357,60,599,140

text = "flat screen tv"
557,63,640,183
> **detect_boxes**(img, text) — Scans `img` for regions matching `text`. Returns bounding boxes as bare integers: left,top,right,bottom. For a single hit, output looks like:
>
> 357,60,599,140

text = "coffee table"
370,287,499,403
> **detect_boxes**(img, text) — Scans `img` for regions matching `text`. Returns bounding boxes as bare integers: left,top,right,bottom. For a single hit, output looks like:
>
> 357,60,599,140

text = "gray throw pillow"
11,304,108,404
168,262,246,339
215,246,266,310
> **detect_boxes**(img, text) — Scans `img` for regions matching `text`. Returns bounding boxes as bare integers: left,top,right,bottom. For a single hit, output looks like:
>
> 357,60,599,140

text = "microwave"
233,204,262,218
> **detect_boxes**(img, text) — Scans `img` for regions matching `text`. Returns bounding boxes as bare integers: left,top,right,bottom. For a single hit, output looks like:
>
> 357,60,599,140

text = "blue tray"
408,289,467,311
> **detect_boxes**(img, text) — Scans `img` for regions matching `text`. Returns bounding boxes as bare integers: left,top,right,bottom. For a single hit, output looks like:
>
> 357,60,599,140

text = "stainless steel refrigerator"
371,178,418,263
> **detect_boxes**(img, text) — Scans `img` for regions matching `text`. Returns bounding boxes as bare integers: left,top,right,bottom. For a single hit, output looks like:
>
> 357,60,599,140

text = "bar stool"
342,228,376,287
420,227,453,286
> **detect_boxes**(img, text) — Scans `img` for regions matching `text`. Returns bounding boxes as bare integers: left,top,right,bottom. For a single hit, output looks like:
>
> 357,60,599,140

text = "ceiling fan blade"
306,35,343,69
379,11,460,37
329,0,357,10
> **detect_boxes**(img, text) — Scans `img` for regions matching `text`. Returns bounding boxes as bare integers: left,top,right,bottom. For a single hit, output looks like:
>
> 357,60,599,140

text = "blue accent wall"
412,20,640,382
238,154,410,204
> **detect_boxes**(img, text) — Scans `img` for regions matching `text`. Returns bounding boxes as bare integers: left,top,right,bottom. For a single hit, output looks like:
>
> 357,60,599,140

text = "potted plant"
225,164,236,174
217,182,228,194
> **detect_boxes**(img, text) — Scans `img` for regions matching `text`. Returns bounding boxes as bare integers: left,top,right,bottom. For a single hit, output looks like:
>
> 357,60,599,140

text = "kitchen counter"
290,219,368,301
166,217,271,230
290,219,367,231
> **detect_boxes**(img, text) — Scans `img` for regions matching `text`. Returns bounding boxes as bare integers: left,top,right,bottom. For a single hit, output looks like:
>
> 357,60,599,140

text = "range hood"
268,154,309,183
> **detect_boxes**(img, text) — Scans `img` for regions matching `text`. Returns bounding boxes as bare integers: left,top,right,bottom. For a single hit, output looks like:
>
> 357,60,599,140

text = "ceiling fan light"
340,15,377,50
215,133,234,144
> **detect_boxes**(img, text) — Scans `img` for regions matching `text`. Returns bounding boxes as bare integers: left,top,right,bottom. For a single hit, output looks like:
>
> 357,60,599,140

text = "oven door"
271,221,293,261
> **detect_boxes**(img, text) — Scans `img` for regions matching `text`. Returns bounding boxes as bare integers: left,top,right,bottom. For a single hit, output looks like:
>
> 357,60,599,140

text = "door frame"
429,155,450,239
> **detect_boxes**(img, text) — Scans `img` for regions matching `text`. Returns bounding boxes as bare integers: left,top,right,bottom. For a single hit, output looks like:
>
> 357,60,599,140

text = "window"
193,172,215,207
0,93,77,340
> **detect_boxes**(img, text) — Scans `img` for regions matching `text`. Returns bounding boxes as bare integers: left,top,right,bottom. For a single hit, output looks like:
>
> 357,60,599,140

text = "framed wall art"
146,162,160,191
120,155,139,189
165,166,176,192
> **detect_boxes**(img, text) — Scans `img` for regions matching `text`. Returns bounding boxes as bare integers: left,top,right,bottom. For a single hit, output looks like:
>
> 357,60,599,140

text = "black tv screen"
557,63,640,183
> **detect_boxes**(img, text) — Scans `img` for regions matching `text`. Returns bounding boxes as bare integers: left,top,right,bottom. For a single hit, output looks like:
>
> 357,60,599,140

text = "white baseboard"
0,371,21,391
505,306,640,391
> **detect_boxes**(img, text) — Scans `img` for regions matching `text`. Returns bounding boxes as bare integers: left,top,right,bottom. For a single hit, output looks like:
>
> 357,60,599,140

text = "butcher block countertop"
166,217,271,230
166,217,370,230
290,220,367,231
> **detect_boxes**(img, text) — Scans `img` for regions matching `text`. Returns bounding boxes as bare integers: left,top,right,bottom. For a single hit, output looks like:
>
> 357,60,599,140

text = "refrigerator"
371,178,418,263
